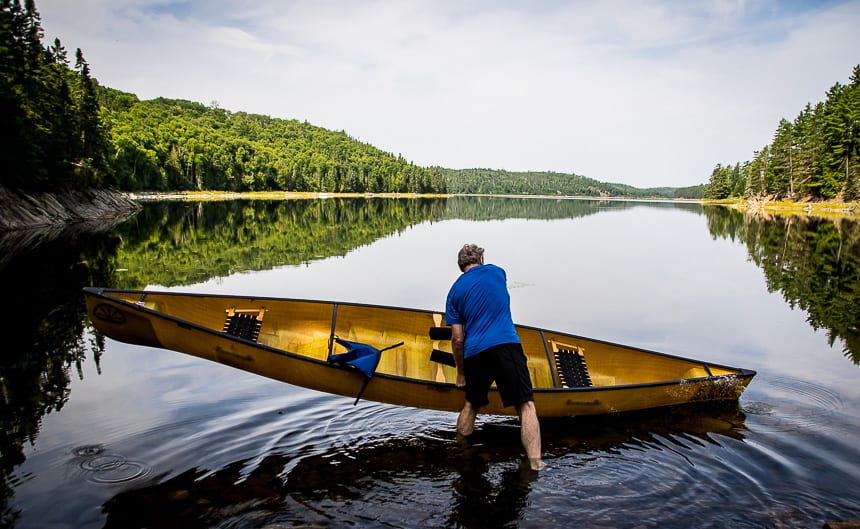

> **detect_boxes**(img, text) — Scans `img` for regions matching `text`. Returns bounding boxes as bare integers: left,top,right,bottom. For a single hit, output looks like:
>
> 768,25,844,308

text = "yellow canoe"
83,287,755,417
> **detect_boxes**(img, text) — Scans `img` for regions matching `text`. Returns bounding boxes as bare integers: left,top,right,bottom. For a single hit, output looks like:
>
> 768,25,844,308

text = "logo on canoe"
93,303,126,324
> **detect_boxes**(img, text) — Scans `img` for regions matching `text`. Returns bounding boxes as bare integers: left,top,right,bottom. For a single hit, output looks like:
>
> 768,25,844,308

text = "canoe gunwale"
83,287,756,396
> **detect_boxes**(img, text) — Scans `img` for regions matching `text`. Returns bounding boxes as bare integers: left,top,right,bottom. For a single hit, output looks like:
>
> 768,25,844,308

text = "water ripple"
744,375,843,434
71,444,151,484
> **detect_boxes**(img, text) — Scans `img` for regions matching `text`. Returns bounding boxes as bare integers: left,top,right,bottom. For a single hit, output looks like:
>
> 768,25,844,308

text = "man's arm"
451,324,466,388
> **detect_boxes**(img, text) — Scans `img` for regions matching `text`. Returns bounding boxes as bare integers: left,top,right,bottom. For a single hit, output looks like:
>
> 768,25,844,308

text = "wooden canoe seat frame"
223,307,266,342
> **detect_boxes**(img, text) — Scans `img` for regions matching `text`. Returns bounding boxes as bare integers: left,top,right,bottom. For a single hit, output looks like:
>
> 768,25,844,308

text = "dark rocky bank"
0,185,141,232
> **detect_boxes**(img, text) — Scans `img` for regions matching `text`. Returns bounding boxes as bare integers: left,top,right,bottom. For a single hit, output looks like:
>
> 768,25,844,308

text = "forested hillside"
100,92,446,193
705,65,860,201
438,168,676,198
673,184,706,199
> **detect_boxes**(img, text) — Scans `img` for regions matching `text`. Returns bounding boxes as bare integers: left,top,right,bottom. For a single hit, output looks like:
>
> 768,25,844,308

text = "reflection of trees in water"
0,228,116,527
99,403,746,529
115,197,704,289
113,198,449,288
442,196,702,221
704,206,860,363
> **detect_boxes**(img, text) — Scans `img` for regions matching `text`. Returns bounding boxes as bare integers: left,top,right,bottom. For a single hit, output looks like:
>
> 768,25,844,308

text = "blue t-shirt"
445,264,520,358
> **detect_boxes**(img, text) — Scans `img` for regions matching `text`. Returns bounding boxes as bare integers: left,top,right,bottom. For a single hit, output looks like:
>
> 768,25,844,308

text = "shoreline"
3,187,858,232
706,198,859,218
126,190,449,201
126,190,688,202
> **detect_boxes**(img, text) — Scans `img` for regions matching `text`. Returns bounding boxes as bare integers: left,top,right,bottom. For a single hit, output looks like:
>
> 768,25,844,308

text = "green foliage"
100,96,447,194
436,168,675,198
706,65,860,201
704,163,745,199
674,184,706,199
0,0,110,190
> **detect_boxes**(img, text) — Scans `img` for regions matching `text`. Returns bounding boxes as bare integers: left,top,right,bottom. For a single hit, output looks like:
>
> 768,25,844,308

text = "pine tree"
843,66,860,200
705,164,732,199
2,0,110,189
770,119,794,197
74,47,110,186
821,82,853,198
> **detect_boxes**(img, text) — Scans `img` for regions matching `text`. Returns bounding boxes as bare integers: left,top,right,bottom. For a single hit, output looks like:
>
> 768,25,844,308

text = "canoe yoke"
222,307,266,342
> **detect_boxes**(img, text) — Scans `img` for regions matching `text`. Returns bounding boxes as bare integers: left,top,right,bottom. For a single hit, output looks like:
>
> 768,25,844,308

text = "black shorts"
463,342,534,408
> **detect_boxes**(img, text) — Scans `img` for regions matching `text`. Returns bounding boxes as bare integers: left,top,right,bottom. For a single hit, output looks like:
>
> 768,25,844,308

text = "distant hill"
436,168,676,198
674,184,706,199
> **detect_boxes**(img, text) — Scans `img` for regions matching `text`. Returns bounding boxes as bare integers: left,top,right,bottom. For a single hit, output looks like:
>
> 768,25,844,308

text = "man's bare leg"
516,400,544,470
457,401,479,437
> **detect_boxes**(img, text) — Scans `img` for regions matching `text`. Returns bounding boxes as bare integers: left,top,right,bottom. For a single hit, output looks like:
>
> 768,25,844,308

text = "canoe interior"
85,288,755,416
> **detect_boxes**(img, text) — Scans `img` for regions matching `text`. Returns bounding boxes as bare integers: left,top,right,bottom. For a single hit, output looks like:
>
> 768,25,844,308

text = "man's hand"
456,371,466,388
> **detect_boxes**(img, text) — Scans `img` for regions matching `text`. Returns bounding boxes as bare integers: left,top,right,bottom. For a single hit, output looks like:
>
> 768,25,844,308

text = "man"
445,243,544,470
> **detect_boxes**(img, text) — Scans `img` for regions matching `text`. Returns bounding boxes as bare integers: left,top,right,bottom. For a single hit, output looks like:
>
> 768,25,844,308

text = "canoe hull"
84,287,755,417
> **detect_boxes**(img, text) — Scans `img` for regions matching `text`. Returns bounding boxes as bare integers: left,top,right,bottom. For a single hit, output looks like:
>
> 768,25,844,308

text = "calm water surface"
1,197,858,528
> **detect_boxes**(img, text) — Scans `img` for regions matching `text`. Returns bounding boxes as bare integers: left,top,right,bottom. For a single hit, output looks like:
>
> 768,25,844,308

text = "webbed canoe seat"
550,341,593,388
429,326,453,341
223,307,266,342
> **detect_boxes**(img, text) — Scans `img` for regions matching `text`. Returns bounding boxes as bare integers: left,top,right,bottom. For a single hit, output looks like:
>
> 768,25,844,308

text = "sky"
35,0,860,189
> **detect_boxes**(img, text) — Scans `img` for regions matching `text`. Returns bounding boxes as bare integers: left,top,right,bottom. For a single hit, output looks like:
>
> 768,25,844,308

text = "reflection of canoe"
99,404,748,527
83,287,756,417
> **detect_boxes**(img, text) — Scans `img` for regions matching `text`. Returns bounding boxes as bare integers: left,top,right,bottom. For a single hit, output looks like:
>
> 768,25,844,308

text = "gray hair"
457,244,484,271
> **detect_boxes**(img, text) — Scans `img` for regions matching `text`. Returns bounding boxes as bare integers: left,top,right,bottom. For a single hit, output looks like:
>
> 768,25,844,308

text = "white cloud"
35,0,860,188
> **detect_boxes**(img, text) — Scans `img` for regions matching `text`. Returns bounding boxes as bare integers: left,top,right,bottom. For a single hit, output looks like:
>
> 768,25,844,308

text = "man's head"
457,243,484,272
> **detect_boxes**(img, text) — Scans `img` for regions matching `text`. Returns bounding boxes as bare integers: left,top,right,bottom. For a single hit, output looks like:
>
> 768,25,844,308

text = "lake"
1,197,858,529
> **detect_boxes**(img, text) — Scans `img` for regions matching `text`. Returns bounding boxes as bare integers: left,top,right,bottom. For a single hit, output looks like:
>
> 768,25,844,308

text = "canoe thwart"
551,341,593,388
223,307,266,342
429,326,453,341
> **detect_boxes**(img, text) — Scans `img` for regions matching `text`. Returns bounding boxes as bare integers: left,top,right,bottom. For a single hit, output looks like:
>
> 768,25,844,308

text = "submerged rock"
824,522,860,529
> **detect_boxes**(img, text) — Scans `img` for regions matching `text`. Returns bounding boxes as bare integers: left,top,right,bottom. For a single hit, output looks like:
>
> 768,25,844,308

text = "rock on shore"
0,185,141,231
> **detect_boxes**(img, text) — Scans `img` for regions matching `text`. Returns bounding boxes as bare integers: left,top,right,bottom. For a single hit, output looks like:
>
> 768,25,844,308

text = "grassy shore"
707,198,859,218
